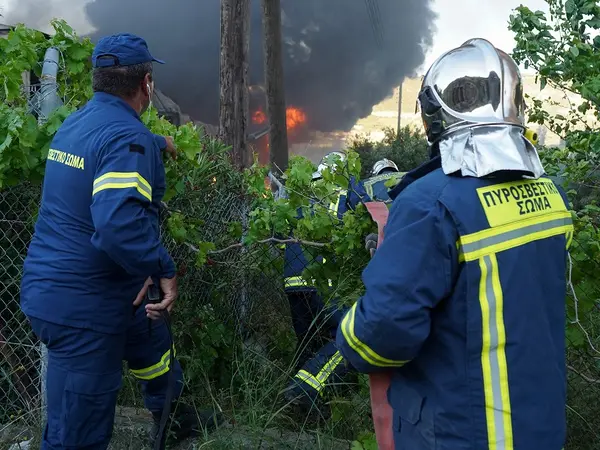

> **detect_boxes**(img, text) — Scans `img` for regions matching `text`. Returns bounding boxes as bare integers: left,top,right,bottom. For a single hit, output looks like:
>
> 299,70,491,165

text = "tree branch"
183,237,328,256
568,364,600,384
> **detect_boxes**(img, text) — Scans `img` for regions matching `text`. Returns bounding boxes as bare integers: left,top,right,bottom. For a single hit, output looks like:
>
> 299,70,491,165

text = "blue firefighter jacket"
284,178,368,291
336,156,573,449
21,92,175,334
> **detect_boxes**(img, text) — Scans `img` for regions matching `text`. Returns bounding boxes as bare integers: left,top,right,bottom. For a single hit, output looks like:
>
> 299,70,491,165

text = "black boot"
149,403,224,449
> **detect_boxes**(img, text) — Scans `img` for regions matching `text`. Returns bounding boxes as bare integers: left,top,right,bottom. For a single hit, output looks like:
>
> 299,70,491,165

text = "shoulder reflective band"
458,211,573,263
340,302,409,368
93,172,152,201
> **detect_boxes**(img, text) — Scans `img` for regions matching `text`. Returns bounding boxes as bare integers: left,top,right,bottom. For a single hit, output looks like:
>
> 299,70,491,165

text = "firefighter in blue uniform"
363,158,405,204
337,38,573,449
283,151,367,412
20,33,219,450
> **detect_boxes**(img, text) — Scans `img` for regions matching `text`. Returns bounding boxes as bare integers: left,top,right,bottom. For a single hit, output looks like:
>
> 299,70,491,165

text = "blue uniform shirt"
362,171,405,203
337,157,573,449
21,92,175,334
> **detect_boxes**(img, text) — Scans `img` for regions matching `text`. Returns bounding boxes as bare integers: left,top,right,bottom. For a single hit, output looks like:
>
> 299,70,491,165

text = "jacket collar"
389,156,442,201
91,92,141,121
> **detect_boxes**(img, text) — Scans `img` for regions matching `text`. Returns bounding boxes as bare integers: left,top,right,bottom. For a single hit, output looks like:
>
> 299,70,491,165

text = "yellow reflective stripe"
565,230,573,250
458,211,573,262
294,352,344,395
341,302,408,368
316,351,343,385
93,172,152,201
284,276,333,288
295,369,323,392
329,189,347,214
365,182,374,199
130,348,174,380
479,254,513,450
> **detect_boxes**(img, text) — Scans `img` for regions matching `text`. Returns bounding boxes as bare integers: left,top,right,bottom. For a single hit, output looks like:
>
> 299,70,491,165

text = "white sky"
423,0,549,73
1,0,549,72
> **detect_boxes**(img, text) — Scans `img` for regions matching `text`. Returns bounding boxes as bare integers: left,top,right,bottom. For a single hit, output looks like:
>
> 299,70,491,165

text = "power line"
363,0,384,47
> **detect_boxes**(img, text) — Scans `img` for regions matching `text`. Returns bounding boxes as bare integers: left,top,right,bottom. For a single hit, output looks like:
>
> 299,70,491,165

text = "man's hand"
365,233,378,258
133,277,153,306
162,136,178,160
145,276,178,320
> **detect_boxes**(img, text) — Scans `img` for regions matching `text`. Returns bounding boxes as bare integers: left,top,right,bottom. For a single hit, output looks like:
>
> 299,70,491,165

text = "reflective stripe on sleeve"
294,351,344,394
340,302,408,368
93,172,152,201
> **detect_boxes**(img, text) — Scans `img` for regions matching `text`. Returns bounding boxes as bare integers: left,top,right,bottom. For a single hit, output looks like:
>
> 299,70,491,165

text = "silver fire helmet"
312,151,347,180
372,158,399,176
418,38,526,145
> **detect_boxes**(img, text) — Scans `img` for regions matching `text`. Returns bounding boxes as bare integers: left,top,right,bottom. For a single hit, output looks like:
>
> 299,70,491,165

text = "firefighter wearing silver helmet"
337,38,572,449
362,158,404,204
312,151,347,180
283,149,366,413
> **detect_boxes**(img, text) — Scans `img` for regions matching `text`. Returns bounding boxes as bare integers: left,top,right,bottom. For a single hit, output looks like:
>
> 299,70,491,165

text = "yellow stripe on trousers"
479,254,513,450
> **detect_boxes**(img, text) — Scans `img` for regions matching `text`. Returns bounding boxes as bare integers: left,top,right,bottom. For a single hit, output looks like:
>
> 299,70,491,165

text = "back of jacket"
337,159,572,449
21,93,174,334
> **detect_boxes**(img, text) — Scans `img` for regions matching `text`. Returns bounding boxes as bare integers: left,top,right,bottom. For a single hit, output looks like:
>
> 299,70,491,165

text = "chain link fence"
1,179,600,449
0,185,44,446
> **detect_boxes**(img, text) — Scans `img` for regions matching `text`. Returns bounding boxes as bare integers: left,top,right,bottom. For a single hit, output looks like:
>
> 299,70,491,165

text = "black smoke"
9,0,436,132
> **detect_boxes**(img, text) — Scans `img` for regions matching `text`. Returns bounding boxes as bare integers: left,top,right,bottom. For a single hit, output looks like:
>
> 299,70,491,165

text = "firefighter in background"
336,38,573,449
283,151,365,412
20,34,220,450
363,158,405,204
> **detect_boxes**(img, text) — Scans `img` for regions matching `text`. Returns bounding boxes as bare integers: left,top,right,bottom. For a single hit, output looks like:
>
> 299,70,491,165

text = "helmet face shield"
419,39,526,143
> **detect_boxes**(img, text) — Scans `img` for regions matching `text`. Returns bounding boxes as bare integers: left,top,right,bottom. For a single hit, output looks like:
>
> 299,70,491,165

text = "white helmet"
312,151,347,180
372,158,399,176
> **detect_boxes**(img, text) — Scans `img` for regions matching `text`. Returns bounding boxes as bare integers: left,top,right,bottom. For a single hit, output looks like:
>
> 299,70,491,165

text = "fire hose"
364,201,395,450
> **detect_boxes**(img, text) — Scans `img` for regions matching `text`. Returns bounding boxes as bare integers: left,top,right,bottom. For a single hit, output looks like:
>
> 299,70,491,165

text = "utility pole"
219,0,251,169
262,0,288,176
397,79,404,133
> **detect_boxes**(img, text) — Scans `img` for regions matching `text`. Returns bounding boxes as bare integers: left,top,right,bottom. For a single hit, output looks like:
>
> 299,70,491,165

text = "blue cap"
92,33,165,68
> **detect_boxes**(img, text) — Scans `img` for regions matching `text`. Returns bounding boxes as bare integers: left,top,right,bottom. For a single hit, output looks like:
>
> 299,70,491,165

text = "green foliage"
351,432,378,450
348,126,429,178
242,151,375,306
510,9,600,443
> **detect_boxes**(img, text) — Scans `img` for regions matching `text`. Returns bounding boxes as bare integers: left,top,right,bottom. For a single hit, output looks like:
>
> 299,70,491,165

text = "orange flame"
252,108,266,124
286,106,307,130
251,105,307,131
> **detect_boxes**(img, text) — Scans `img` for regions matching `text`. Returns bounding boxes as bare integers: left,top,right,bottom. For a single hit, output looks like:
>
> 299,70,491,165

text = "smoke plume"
6,0,436,132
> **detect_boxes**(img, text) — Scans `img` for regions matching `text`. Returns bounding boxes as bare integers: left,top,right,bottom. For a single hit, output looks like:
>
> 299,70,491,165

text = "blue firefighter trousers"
28,305,183,450
287,290,352,397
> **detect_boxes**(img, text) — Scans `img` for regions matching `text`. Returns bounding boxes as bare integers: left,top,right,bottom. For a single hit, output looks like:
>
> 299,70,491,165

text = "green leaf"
569,46,580,57
566,325,586,348
195,242,216,266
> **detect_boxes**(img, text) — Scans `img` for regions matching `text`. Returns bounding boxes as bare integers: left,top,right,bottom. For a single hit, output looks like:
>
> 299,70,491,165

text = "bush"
348,126,429,178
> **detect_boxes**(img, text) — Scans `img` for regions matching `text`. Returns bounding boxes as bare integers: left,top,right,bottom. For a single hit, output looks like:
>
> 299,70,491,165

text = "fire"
251,105,307,133
286,106,306,130
252,108,266,124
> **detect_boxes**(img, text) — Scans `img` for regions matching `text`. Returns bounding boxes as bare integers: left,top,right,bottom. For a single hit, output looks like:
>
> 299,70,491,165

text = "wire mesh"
0,185,43,446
